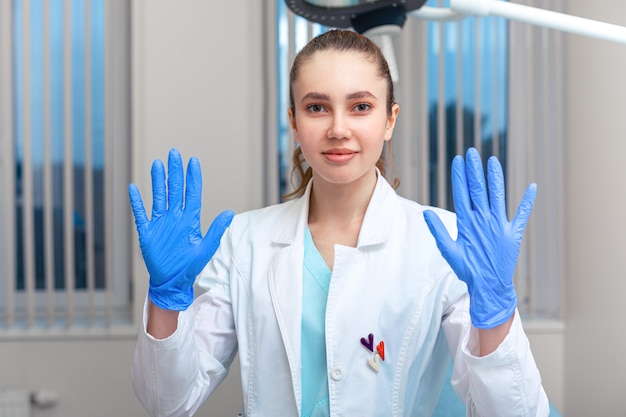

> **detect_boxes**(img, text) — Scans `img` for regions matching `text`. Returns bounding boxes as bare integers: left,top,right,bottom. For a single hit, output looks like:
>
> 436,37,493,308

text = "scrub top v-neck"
301,226,332,417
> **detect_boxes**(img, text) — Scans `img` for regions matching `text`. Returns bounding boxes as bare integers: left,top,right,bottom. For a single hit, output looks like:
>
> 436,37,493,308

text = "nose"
327,114,352,140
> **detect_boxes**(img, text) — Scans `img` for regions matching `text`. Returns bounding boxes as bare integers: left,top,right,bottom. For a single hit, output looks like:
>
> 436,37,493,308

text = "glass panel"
13,0,106,292
90,0,105,290
426,0,508,209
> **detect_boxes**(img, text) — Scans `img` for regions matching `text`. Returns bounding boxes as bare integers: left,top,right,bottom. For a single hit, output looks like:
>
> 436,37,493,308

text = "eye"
306,104,325,113
353,103,371,112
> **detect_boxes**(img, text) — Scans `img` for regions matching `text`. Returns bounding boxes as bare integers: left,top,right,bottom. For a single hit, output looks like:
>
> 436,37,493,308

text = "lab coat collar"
357,169,396,246
271,169,397,247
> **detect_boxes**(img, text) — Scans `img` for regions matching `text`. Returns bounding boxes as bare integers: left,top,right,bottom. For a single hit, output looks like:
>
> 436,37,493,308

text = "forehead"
293,50,386,96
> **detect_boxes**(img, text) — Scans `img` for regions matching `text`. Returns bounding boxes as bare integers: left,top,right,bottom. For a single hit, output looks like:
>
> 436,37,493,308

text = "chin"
313,168,376,188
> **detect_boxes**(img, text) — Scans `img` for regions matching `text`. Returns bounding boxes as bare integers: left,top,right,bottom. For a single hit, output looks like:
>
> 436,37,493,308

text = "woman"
129,29,549,416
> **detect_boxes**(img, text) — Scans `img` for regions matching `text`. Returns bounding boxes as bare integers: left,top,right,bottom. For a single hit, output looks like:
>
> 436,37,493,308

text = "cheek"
359,120,391,143
374,140,386,157
294,119,323,143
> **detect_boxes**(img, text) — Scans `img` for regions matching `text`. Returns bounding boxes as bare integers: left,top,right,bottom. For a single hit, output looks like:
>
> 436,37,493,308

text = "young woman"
130,29,549,416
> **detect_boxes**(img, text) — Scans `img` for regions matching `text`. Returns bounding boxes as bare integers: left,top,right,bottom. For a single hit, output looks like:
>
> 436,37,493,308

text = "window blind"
0,0,132,335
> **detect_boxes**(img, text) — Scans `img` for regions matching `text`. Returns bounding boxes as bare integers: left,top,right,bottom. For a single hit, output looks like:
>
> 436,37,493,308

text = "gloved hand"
128,148,234,311
423,148,536,329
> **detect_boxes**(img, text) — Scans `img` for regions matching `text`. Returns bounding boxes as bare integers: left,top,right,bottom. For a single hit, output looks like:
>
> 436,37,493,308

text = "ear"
288,107,299,143
384,103,400,141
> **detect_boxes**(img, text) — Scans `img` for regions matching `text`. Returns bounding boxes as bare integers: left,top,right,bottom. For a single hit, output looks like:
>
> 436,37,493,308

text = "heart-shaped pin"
377,341,385,361
360,333,374,352
368,354,380,372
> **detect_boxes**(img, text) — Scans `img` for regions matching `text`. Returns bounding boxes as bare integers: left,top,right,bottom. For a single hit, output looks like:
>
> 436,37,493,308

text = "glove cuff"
470,296,517,329
149,284,194,311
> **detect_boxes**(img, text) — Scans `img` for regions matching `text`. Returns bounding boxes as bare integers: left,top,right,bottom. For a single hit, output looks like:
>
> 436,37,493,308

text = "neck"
307,169,377,229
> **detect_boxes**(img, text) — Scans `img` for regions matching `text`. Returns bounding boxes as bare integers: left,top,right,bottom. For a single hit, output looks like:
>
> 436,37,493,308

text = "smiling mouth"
322,150,357,163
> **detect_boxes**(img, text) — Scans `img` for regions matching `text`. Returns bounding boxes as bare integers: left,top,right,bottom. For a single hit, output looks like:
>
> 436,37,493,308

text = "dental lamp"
284,0,427,81
285,0,626,82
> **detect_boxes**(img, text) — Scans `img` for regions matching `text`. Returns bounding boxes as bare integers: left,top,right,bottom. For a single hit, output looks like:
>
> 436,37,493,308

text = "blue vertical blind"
425,0,508,208
13,0,106,293
1,0,119,330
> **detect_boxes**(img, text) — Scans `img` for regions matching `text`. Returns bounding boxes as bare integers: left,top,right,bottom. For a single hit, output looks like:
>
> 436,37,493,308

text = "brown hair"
284,29,399,200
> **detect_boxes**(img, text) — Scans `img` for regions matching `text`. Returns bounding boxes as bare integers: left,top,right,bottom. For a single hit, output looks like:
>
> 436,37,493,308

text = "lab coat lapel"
268,246,304,413
268,181,312,414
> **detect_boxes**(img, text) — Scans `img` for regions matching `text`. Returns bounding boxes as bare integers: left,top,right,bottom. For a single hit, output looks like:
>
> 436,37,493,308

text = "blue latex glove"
423,148,536,329
128,148,234,311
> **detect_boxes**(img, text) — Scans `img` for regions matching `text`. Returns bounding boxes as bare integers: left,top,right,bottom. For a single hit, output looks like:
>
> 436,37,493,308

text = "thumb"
128,183,149,230
424,209,455,260
512,183,537,234
187,210,235,278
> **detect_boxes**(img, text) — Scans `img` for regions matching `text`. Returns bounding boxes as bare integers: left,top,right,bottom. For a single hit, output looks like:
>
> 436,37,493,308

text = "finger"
512,183,537,233
151,159,166,218
465,147,489,214
184,157,202,215
487,156,507,222
450,155,472,220
424,209,456,261
167,148,184,212
128,183,149,229
187,210,235,278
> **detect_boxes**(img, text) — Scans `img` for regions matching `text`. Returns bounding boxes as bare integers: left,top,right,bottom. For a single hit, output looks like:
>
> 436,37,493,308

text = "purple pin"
360,333,374,352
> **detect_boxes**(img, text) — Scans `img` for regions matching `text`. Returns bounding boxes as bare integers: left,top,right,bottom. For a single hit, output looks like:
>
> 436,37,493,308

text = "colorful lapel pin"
360,333,374,352
361,333,385,373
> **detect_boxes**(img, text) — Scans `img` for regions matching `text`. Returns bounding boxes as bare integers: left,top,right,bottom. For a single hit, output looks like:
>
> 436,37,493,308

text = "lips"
322,148,357,163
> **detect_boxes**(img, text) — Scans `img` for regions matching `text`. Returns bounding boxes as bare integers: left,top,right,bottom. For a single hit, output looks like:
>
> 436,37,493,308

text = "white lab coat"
131,174,550,417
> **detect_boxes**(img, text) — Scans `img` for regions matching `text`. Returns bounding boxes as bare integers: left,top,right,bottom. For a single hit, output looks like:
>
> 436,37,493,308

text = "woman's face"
289,50,399,190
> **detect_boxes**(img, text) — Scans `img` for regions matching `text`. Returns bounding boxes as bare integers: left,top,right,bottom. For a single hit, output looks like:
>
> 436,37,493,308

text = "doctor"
129,29,549,416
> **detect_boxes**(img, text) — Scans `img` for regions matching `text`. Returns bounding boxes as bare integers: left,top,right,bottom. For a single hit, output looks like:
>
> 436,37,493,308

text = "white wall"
564,1,626,416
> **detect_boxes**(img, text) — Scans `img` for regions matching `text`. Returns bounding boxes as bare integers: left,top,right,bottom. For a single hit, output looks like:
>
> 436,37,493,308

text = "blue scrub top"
301,227,332,417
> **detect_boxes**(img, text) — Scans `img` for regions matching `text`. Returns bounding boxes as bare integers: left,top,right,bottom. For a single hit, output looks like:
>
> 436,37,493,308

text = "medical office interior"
0,0,625,416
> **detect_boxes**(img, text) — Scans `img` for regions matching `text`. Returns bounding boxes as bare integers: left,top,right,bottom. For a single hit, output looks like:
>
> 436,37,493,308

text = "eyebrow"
300,90,377,103
346,91,377,101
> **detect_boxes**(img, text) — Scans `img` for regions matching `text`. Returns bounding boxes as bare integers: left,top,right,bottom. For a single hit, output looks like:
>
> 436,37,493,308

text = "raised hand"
423,148,536,329
128,148,234,311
